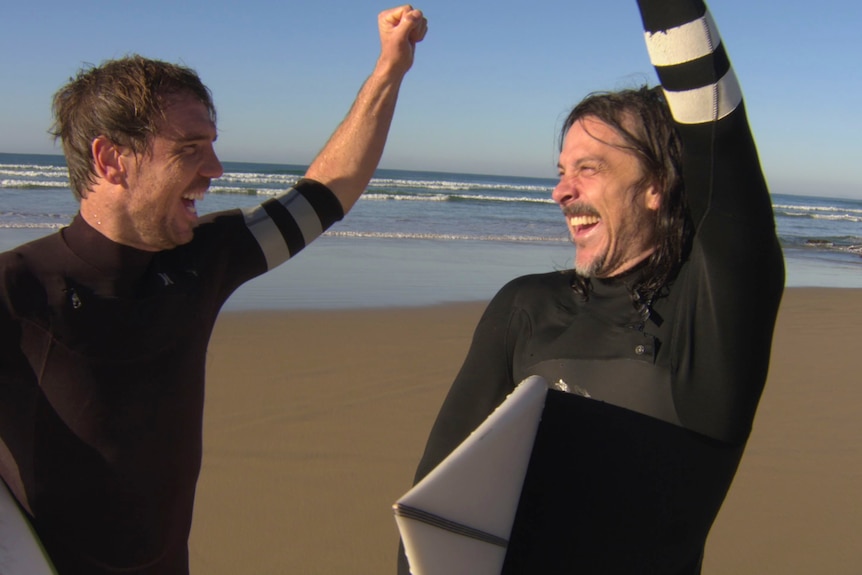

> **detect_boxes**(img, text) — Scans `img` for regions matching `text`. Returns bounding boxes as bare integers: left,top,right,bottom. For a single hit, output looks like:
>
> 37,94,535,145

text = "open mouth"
181,198,197,216
182,190,206,217
568,214,601,235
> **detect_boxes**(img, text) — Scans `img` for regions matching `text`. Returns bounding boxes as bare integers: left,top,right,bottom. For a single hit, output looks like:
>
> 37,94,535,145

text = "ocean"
1,152,860,309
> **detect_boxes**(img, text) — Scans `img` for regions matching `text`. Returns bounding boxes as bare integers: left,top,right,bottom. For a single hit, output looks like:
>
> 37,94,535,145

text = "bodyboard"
0,481,56,574
393,375,548,575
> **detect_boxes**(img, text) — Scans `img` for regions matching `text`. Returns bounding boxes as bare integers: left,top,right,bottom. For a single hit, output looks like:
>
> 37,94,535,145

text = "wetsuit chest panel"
0,213,281,572
27,268,209,440
502,390,743,575
526,358,679,426
514,283,677,425
13,269,209,566
46,275,201,357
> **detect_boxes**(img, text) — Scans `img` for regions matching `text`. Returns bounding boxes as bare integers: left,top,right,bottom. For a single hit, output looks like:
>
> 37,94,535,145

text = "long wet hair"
50,55,216,200
561,86,692,308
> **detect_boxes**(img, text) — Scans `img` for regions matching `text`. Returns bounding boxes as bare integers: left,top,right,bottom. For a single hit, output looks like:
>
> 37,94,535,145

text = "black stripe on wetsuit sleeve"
654,43,731,92
638,0,707,33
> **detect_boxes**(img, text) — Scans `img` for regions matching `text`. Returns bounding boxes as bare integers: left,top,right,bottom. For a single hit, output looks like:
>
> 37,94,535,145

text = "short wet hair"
50,55,216,200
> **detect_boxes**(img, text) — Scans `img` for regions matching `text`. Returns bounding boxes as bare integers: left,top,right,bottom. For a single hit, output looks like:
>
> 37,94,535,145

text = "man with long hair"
401,1,783,572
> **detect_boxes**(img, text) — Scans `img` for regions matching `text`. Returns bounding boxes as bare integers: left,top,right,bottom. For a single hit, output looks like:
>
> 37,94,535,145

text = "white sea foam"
326,230,567,243
0,222,64,229
1,155,859,272
0,165,68,178
774,203,862,218
217,172,300,186
1,180,69,189
368,177,552,194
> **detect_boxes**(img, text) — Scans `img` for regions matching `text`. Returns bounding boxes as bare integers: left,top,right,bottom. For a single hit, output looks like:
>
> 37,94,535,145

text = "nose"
202,146,224,179
552,178,578,207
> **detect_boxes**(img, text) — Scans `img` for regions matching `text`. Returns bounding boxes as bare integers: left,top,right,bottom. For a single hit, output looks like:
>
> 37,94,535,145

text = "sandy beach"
190,287,862,574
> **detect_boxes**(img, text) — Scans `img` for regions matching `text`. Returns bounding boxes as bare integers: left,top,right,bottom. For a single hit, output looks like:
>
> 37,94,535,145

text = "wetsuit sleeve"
638,0,785,442
397,282,524,574
239,177,344,271
178,177,344,306
410,280,525,484
0,253,43,511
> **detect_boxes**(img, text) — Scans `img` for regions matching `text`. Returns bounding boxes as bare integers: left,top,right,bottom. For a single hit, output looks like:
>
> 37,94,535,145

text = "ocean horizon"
2,152,860,310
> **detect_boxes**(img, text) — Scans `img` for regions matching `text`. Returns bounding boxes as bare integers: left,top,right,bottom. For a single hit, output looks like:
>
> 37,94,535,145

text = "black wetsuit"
401,1,784,573
0,179,343,573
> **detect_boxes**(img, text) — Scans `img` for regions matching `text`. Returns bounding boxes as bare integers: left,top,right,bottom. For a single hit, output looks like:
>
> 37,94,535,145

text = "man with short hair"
0,5,426,574
401,0,783,572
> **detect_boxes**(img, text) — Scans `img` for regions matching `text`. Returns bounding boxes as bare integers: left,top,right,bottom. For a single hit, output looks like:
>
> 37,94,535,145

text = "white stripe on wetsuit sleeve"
644,11,722,66
663,69,742,124
279,188,324,244
243,188,324,270
645,10,742,125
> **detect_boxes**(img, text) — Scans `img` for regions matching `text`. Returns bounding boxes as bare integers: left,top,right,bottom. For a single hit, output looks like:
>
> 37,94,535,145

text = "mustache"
190,178,212,192
562,203,600,219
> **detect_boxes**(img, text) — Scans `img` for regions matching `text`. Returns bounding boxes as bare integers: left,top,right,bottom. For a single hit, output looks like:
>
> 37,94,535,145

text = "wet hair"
50,54,216,200
560,85,692,307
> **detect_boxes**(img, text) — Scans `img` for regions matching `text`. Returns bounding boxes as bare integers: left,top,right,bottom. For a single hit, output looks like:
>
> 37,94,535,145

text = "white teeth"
569,215,600,227
182,191,205,201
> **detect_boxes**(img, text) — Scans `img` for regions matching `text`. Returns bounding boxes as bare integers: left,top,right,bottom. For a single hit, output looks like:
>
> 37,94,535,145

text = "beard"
573,246,606,278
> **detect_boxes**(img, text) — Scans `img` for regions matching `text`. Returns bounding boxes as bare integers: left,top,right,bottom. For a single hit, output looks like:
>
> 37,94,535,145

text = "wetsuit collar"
578,262,653,325
61,214,155,290
590,259,649,296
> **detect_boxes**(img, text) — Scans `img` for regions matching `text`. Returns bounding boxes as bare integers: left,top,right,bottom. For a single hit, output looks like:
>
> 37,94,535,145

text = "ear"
643,181,662,212
91,136,129,186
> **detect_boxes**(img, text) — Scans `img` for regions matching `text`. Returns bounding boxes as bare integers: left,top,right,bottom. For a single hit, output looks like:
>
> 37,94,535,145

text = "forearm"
639,0,741,127
304,5,426,213
638,0,778,239
304,64,405,212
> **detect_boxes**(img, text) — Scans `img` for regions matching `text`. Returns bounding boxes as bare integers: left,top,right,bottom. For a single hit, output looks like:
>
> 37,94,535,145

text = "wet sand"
190,288,862,574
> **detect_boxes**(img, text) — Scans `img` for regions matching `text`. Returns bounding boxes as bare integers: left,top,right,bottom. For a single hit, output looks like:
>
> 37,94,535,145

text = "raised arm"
638,0,784,443
637,0,778,235
304,5,427,212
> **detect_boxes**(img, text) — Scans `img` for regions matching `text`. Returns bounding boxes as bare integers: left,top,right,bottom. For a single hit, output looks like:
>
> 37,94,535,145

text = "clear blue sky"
2,1,860,199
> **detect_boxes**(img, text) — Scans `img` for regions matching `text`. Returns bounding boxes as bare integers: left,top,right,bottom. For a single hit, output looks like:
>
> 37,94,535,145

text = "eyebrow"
558,156,608,171
170,130,218,144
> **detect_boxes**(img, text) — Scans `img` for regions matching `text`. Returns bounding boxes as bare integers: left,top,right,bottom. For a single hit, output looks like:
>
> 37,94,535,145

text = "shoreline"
222,240,862,309
191,287,862,574
2,230,860,313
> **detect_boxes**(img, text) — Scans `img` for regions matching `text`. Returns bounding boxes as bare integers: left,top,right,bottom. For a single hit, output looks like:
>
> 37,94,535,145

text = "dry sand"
189,288,862,574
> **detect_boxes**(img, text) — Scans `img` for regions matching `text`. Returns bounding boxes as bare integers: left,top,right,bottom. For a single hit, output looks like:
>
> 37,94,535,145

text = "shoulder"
193,208,245,235
168,210,269,283
0,249,28,298
177,209,258,257
500,269,574,296
0,231,64,278
486,270,576,314
0,234,61,318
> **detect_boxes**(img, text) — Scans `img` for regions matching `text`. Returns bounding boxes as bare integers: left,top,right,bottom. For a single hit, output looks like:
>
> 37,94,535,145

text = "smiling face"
116,93,223,251
553,115,661,278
